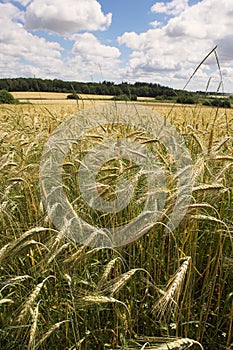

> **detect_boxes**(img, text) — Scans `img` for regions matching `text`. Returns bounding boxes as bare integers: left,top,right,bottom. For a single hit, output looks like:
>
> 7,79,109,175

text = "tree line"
1,78,231,107
0,78,182,98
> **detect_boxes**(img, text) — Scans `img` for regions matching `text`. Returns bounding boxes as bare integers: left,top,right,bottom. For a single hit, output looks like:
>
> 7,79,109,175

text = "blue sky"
0,0,233,91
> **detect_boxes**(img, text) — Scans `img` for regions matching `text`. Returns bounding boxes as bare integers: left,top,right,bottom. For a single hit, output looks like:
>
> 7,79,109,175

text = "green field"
0,97,232,349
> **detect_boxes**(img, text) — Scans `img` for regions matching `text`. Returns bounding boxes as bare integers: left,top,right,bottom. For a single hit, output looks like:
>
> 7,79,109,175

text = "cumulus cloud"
118,0,233,90
0,2,21,19
71,33,120,59
66,33,121,81
218,36,233,62
165,0,233,40
151,0,189,16
0,2,64,78
150,20,162,28
0,1,119,81
24,0,112,34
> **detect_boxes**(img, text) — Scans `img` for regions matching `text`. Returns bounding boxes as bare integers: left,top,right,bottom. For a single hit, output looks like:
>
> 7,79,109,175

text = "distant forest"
0,77,188,98
2,77,231,108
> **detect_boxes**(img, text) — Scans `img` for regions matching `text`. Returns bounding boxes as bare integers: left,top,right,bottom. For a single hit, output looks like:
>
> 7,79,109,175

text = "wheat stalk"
80,295,118,304
0,243,10,262
138,337,203,349
17,276,53,323
28,302,40,350
189,214,228,226
47,242,71,264
130,337,204,349
78,293,130,320
190,132,205,153
63,231,99,265
185,203,217,211
35,321,67,348
0,298,14,305
214,162,233,181
208,155,233,162
212,135,231,152
192,157,204,184
1,227,58,259
9,239,47,257
0,275,31,292
49,231,64,251
192,183,224,192
102,268,144,296
97,257,121,290
153,257,191,319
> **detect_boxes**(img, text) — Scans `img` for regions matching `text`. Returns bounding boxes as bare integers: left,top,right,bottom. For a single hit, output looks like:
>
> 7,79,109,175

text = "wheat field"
0,97,232,349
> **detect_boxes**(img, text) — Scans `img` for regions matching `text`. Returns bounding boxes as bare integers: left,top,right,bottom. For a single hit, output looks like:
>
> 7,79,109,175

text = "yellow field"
1,92,232,349
12,91,70,100
1,95,232,148
0,98,233,153
2,93,232,130
11,91,114,102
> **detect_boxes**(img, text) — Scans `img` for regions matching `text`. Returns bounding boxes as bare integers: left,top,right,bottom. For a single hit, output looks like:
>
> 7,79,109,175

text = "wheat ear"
1,275,31,292
153,257,191,318
47,242,71,264
146,337,204,349
28,302,40,350
35,321,66,348
0,298,14,305
102,268,143,296
97,257,121,290
17,276,53,323
0,243,10,262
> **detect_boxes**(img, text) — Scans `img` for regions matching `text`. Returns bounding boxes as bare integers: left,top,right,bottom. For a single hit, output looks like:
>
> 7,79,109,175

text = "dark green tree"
0,90,17,104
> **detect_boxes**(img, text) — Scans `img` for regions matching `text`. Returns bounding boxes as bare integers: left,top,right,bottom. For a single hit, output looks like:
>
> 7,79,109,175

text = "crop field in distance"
0,92,232,350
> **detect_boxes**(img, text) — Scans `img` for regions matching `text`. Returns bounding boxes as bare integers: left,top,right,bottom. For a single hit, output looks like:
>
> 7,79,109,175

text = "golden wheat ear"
97,256,121,290
139,337,204,349
28,302,40,350
152,257,191,319
35,321,67,348
17,275,54,323
0,298,14,305
101,268,147,296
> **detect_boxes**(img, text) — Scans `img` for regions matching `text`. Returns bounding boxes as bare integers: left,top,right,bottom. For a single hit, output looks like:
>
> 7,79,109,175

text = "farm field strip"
12,91,115,100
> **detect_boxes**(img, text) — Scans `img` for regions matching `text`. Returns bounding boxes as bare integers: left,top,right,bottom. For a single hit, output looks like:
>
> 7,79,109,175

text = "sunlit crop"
0,96,232,349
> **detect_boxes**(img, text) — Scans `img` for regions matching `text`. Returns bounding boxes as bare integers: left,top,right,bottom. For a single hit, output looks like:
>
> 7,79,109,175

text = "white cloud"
66,33,121,81
165,0,233,40
24,0,112,34
0,2,21,19
218,36,233,63
151,0,189,16
0,3,64,79
71,33,120,59
118,0,233,90
150,20,162,28
0,2,120,82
